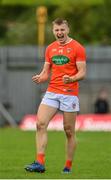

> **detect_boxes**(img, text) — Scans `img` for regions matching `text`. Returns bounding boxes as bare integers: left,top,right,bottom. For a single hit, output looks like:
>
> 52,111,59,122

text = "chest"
49,46,76,63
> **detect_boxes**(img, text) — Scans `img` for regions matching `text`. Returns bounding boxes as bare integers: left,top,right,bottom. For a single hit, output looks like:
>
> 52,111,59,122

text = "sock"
65,160,72,169
36,153,45,165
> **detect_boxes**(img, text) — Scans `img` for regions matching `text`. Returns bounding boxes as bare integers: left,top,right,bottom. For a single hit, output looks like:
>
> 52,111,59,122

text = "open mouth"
57,35,64,41
57,34,64,40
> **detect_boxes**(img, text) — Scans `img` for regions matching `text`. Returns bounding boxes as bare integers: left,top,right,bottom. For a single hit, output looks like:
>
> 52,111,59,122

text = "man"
94,88,109,114
25,18,86,173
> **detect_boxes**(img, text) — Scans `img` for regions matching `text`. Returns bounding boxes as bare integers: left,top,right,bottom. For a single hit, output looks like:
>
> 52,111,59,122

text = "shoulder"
71,39,86,60
71,39,85,50
46,41,57,50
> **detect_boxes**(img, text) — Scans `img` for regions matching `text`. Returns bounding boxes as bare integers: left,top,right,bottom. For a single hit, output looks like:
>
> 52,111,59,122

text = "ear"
67,27,70,34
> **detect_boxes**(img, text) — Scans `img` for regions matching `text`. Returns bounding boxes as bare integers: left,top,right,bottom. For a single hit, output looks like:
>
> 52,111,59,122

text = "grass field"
0,128,111,179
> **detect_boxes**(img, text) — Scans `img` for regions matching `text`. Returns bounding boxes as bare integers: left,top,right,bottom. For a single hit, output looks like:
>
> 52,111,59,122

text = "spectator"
94,88,110,114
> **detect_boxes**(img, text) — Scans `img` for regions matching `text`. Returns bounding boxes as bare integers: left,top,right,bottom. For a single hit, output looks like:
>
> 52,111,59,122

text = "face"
53,23,69,44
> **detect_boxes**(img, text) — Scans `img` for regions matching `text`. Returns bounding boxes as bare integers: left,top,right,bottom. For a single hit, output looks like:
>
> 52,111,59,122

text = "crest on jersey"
67,48,72,53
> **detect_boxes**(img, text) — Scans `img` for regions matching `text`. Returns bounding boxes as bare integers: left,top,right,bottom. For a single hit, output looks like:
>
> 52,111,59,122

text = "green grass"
0,128,111,179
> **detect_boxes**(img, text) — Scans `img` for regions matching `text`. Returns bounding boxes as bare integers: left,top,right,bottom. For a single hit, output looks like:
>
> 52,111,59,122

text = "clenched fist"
32,74,41,83
62,75,74,84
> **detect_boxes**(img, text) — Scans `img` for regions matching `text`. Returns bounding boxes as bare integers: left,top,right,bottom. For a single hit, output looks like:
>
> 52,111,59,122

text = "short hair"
52,18,69,27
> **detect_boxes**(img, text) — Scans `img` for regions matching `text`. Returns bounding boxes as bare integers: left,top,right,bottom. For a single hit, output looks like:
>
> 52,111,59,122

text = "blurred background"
0,0,111,127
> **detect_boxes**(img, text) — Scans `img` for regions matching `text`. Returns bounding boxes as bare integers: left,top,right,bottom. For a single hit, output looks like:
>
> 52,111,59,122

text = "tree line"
0,0,110,45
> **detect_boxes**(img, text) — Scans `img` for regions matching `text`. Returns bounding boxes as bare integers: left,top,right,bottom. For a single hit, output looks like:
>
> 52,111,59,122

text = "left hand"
62,75,73,84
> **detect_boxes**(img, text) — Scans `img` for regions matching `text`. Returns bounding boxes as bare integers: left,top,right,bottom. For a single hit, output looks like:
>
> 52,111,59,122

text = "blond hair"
52,18,69,27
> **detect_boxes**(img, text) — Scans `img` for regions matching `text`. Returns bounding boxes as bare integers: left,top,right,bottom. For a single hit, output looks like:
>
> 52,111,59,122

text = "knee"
36,121,46,131
64,125,73,138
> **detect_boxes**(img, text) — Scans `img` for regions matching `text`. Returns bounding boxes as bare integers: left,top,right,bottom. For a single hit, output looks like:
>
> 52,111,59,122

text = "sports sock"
65,160,72,169
36,153,45,165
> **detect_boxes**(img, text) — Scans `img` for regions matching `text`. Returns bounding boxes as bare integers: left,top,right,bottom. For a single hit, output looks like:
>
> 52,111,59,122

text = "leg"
63,112,77,169
36,103,57,154
25,104,57,173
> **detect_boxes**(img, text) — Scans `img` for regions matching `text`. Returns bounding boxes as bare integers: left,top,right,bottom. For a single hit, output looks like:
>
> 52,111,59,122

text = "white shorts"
41,91,80,112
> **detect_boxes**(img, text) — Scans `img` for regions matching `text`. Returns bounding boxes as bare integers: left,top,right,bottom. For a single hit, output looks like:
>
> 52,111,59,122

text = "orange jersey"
45,39,86,96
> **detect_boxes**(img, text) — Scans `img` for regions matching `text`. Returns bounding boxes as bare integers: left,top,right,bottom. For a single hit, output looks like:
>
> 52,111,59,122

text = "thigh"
63,112,77,133
37,103,58,128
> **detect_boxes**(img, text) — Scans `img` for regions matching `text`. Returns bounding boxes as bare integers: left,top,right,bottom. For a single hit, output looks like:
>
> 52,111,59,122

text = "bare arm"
63,61,86,84
32,62,51,83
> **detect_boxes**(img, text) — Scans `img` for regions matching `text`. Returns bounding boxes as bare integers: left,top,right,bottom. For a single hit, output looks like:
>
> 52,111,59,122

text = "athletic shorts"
41,91,79,112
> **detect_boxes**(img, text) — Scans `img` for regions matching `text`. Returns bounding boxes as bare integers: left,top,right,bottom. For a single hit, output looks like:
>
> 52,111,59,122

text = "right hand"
32,74,41,83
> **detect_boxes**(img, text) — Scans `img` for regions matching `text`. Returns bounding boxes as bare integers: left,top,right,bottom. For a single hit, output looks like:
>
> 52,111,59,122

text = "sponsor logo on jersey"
52,55,69,65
